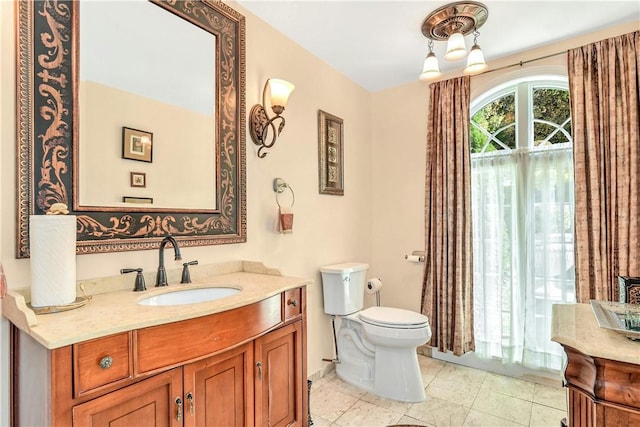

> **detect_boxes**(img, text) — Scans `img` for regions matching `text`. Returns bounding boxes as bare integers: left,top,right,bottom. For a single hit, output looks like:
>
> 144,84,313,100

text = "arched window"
471,81,572,153
470,79,575,371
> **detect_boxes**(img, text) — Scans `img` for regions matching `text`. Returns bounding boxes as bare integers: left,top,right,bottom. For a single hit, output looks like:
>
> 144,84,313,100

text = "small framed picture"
130,172,146,188
122,196,153,204
318,110,344,195
122,127,153,163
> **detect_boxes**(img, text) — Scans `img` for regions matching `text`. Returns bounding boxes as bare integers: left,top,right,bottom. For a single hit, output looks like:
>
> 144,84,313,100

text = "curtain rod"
477,50,568,76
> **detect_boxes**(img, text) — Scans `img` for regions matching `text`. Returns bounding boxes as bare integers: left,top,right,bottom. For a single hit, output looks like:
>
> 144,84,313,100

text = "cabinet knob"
256,361,262,380
99,356,113,369
288,299,298,307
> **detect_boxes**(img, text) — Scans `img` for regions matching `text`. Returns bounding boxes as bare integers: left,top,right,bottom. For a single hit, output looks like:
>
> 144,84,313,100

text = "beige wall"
79,81,216,209
0,0,637,423
0,2,372,422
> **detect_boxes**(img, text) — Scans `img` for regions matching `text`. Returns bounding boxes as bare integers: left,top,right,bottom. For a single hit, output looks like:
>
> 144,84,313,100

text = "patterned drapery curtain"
568,31,640,302
421,76,475,355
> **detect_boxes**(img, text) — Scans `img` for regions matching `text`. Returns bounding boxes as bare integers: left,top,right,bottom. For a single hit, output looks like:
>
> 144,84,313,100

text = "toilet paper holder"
367,278,382,307
405,250,425,263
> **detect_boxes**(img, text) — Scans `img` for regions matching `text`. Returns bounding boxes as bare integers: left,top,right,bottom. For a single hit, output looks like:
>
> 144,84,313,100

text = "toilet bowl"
320,262,431,402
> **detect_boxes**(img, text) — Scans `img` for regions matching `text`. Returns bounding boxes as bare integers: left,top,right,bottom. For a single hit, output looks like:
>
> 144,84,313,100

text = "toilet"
320,262,431,402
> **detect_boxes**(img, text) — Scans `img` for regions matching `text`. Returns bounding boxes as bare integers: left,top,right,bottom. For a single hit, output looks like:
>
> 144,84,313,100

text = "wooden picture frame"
123,196,153,204
130,172,146,188
122,127,153,163
318,110,344,195
619,276,640,304
16,0,247,258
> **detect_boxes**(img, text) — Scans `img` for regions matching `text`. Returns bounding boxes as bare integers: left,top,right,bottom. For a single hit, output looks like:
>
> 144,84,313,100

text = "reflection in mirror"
15,0,246,257
79,1,216,210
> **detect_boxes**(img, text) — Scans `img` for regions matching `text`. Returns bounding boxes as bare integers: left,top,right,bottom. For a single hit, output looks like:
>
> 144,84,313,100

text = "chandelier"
419,1,489,80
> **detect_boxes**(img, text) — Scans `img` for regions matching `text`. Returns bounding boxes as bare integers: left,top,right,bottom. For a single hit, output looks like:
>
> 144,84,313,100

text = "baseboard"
417,345,433,357
431,348,564,386
308,362,336,382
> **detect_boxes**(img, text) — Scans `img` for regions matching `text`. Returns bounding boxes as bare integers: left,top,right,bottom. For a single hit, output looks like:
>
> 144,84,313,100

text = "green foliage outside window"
532,88,572,146
470,86,572,153
470,92,515,153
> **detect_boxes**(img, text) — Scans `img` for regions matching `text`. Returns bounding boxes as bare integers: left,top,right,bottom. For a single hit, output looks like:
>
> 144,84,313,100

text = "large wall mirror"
16,0,246,258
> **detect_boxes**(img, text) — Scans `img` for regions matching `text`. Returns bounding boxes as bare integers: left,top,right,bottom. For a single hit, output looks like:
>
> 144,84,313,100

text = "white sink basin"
138,287,240,306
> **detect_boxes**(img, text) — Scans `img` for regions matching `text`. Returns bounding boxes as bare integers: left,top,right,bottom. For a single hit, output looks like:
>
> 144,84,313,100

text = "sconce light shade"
419,52,442,81
444,30,467,60
267,79,295,112
249,78,295,158
464,44,488,74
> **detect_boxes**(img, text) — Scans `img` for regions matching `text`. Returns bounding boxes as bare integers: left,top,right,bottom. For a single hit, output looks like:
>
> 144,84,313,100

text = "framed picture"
318,110,344,195
618,276,640,304
122,196,153,204
130,172,146,188
122,127,153,162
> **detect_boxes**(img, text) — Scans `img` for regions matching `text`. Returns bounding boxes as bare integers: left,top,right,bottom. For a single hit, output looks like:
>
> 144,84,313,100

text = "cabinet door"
255,321,303,427
73,368,183,427
183,342,254,427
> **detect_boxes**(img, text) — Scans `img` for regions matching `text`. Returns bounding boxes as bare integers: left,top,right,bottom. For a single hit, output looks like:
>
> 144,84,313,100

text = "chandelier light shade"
445,30,467,60
464,35,488,74
420,1,489,80
420,52,442,81
419,40,442,80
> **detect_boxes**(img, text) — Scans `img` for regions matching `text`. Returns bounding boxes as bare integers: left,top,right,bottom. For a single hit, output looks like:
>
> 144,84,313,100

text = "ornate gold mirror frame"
16,0,246,258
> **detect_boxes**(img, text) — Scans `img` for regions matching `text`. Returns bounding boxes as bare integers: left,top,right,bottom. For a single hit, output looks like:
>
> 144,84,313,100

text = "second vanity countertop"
2,261,311,350
551,303,640,365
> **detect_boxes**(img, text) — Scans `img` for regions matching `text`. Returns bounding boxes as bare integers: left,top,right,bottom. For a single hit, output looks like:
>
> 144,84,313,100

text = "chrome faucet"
156,235,182,287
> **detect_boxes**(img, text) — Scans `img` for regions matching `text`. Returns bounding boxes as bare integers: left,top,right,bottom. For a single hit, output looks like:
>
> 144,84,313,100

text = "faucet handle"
121,268,146,292
181,260,198,284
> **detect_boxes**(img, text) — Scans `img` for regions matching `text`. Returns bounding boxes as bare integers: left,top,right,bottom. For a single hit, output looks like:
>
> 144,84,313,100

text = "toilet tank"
320,262,369,315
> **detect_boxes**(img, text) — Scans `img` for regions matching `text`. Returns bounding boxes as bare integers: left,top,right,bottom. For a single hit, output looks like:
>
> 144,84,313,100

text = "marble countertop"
2,261,311,350
551,303,640,365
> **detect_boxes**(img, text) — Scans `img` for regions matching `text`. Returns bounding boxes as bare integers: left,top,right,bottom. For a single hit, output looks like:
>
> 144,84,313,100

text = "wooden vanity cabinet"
183,341,254,427
562,345,640,426
73,331,133,397
11,287,307,427
255,321,303,427
73,367,183,427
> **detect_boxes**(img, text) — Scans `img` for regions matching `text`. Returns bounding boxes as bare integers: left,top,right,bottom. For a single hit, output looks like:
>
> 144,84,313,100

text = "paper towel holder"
26,283,92,314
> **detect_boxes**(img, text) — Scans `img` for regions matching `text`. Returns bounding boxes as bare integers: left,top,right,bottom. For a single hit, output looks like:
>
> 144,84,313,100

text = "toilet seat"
358,306,429,329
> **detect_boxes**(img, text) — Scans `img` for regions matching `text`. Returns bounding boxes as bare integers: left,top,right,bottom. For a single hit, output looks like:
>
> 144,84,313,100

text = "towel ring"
273,178,295,208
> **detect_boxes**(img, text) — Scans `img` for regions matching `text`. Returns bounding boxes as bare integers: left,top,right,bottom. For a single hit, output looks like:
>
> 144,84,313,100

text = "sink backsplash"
79,260,281,296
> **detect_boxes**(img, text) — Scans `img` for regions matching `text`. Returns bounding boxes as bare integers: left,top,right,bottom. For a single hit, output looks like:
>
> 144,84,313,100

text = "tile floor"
309,355,567,427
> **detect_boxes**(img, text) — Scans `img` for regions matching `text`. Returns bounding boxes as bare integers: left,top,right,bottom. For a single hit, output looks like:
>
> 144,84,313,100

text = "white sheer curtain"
472,147,575,371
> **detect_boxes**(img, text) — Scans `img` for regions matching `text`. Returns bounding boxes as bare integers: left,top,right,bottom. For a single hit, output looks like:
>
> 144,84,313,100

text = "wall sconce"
249,78,295,158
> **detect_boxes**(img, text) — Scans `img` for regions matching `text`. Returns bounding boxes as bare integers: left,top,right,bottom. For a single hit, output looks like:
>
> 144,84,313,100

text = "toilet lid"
359,306,430,328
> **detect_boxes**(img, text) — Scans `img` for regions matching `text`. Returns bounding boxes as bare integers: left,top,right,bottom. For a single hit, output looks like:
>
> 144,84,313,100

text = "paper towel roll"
366,278,383,294
30,215,77,307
